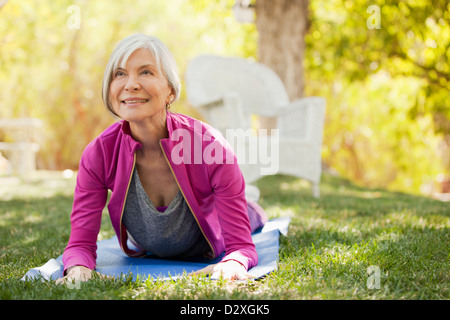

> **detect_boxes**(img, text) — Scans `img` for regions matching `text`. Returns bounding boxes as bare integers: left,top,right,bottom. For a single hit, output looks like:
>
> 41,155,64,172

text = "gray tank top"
122,168,210,258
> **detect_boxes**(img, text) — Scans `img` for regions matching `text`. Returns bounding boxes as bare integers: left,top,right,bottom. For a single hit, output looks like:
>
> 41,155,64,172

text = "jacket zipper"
159,140,216,258
119,152,137,253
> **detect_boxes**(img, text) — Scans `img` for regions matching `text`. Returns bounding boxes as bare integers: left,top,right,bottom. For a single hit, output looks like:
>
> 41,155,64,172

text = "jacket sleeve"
209,142,258,271
62,138,108,274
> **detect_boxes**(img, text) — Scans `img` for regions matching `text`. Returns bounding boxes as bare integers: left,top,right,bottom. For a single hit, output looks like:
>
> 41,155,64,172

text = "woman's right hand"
55,265,109,286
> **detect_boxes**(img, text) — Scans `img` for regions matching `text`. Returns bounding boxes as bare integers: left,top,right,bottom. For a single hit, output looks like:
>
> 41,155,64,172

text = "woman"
57,33,267,285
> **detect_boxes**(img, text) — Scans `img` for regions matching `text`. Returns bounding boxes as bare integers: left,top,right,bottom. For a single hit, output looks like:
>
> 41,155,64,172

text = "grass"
0,171,448,300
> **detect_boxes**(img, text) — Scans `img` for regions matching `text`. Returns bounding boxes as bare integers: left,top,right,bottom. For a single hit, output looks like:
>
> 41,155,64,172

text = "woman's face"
109,48,174,123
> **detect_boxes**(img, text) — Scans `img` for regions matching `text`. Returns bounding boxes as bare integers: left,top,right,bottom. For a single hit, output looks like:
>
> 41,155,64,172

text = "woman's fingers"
55,265,111,286
211,268,253,281
210,260,254,281
189,263,218,276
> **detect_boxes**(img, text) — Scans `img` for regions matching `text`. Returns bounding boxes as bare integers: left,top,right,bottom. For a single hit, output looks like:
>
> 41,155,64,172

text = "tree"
255,0,310,101
249,0,449,192
254,0,310,130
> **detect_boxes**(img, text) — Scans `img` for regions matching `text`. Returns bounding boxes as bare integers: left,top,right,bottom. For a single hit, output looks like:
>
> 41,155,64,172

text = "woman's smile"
121,97,150,106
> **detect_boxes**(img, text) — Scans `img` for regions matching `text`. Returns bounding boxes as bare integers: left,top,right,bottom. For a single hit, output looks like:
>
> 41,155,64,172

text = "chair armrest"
277,97,326,143
196,97,225,111
277,97,326,116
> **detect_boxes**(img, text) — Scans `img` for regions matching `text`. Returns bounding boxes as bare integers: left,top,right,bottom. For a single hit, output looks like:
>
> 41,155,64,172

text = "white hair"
102,33,181,117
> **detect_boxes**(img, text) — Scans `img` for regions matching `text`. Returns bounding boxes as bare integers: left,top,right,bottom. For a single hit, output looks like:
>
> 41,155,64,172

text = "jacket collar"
119,120,142,153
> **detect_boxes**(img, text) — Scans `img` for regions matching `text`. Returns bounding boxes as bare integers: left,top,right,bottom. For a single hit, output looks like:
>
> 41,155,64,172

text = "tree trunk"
255,0,310,130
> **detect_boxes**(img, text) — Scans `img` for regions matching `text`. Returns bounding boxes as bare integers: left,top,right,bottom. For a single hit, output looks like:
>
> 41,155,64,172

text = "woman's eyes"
113,70,153,77
141,69,153,75
114,70,125,77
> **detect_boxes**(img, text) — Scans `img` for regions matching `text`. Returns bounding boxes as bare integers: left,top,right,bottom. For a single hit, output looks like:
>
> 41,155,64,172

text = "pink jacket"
62,112,263,273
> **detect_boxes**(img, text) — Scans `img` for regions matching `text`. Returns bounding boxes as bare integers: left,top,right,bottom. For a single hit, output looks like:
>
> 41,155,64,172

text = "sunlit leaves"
305,0,449,193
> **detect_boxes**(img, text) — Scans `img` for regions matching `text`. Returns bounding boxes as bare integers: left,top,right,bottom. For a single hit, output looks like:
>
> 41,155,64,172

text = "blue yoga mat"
21,217,290,282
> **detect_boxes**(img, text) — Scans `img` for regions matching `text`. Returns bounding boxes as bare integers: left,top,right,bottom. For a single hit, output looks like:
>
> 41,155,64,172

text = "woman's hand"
55,265,109,286
191,260,253,281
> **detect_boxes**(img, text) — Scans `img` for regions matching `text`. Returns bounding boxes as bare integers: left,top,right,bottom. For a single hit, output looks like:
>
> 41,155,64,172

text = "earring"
166,98,174,110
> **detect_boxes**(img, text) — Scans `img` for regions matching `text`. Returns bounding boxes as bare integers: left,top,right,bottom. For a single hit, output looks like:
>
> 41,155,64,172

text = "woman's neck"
129,112,168,154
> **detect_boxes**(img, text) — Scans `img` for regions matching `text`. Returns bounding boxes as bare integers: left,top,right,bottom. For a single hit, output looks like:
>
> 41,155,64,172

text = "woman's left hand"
191,260,253,281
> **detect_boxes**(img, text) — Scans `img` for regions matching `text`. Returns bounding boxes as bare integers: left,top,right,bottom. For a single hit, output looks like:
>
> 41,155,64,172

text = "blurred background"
0,0,449,197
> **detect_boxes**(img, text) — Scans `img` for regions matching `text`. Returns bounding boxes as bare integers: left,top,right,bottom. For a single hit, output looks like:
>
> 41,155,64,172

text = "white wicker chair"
185,54,326,197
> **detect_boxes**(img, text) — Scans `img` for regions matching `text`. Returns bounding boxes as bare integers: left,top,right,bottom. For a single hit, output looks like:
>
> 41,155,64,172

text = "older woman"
57,33,267,284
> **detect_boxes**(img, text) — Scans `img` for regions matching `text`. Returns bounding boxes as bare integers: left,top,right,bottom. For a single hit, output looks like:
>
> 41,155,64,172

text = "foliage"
0,172,448,299
304,0,450,193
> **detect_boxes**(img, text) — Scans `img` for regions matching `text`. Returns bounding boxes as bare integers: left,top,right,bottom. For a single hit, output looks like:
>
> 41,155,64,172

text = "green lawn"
0,171,448,300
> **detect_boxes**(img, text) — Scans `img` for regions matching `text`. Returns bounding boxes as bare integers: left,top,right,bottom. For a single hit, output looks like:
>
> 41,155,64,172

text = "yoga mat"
21,216,290,282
